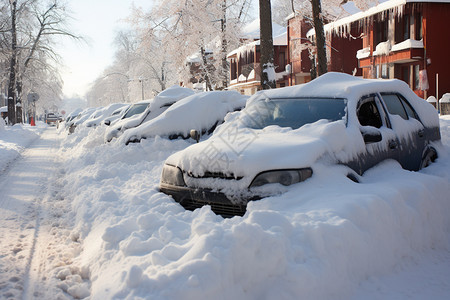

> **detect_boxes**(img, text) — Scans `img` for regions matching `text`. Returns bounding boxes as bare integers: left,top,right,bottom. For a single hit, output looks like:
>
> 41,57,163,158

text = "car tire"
420,147,437,169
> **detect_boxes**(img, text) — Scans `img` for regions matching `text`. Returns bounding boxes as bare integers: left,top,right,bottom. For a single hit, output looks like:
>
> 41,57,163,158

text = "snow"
373,40,391,56
427,96,437,103
441,93,450,103
356,47,370,59
0,104,449,299
391,39,424,52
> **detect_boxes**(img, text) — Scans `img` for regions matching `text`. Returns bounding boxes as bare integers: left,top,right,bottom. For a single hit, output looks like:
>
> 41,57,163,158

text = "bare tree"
4,0,79,124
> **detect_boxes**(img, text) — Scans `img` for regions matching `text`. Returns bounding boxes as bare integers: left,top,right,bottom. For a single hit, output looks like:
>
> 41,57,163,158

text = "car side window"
398,95,420,121
357,96,382,128
381,94,408,120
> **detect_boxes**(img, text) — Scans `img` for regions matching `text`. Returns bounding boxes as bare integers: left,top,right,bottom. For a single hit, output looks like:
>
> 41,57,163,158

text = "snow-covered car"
159,72,441,217
121,91,247,144
105,86,195,142
103,105,130,126
85,103,127,128
67,107,97,133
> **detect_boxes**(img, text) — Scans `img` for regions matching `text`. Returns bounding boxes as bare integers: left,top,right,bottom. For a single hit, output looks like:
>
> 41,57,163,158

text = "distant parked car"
105,86,195,142
159,72,441,217
121,90,247,144
45,113,59,126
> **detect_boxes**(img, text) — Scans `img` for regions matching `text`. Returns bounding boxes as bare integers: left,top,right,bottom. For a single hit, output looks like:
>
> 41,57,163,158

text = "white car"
121,90,247,144
105,86,195,142
160,72,441,217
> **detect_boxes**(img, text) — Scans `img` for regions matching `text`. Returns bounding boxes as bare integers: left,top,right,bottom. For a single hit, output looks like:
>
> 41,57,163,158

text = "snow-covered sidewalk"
0,126,80,299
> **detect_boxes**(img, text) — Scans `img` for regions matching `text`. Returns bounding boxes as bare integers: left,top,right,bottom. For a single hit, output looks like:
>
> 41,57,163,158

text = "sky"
59,0,153,98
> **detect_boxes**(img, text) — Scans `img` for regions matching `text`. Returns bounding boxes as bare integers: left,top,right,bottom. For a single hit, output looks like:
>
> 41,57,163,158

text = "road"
0,128,69,300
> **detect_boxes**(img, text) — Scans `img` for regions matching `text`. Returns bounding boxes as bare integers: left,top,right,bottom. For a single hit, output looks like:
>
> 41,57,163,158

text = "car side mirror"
190,129,200,143
361,129,382,144
104,119,111,126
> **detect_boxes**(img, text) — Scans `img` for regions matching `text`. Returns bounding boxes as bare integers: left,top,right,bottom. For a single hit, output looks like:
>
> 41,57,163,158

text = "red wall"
423,3,450,99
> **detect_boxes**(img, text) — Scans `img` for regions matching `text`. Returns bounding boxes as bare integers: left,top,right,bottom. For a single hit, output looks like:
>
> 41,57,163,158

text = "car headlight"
249,168,313,188
161,164,186,186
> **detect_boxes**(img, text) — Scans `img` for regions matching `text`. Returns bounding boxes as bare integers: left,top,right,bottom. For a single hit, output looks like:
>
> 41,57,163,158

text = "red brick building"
303,0,450,100
227,20,289,95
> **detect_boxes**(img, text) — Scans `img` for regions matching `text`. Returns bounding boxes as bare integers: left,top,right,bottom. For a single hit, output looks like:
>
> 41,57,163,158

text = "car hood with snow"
120,90,247,144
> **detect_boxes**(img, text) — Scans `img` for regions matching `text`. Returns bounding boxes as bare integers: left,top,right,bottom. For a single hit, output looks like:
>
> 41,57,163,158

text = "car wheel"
420,148,437,169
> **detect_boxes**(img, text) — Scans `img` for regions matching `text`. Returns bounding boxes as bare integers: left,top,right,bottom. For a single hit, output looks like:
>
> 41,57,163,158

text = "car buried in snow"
104,86,195,142
159,72,441,217
120,90,247,144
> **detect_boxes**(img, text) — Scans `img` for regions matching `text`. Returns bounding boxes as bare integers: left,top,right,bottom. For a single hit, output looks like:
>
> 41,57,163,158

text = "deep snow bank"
55,118,450,299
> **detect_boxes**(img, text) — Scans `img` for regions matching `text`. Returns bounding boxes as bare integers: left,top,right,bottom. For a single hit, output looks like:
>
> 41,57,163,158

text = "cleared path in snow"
0,128,62,299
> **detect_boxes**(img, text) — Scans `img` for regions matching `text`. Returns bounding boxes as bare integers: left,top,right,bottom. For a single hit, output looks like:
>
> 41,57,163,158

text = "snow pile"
52,112,450,299
0,123,45,172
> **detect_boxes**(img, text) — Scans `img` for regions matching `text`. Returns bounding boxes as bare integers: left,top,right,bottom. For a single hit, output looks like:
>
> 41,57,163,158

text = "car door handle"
389,140,398,150
418,129,424,138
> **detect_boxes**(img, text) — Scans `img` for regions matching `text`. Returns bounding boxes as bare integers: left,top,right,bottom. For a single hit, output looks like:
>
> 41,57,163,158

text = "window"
381,64,389,79
415,14,423,40
381,93,411,120
357,96,382,128
402,66,410,87
398,94,420,120
404,14,411,40
279,52,286,71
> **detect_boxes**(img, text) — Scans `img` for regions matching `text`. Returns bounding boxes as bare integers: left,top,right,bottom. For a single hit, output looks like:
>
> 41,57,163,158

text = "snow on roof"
307,0,450,37
0,106,7,113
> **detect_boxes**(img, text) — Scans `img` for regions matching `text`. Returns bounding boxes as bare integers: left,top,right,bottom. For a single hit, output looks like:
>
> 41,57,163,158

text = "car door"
349,94,400,175
379,93,426,171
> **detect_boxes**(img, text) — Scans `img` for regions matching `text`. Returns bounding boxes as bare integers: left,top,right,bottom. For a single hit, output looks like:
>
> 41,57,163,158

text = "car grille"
180,199,246,218
187,171,243,180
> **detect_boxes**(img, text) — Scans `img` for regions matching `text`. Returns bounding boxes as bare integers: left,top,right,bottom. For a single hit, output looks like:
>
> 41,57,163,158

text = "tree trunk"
200,47,213,91
7,0,18,125
259,0,276,89
220,0,228,90
311,0,327,76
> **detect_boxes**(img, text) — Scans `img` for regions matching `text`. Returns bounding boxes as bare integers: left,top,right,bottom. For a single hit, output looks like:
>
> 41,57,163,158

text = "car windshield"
123,103,148,119
245,97,347,129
